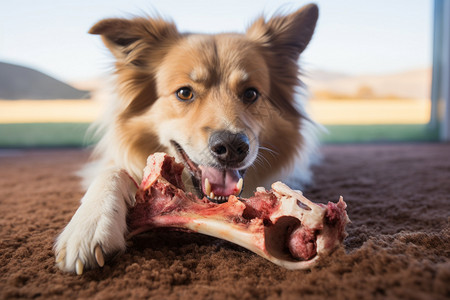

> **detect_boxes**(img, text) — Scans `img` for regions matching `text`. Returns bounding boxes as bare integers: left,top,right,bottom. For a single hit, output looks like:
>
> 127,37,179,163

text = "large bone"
127,153,350,270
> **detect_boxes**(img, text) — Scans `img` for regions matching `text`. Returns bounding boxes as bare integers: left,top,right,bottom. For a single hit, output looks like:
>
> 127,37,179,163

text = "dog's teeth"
205,178,211,195
236,178,244,195
210,192,215,199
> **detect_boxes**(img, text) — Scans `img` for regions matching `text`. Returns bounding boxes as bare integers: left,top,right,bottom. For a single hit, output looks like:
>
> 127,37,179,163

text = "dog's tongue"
200,166,242,197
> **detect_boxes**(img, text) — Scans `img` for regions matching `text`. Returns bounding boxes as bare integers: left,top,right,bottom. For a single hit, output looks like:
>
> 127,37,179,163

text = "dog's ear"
246,3,318,60
89,17,179,64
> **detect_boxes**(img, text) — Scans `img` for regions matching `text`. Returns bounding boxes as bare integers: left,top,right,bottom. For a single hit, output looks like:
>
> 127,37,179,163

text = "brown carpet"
1,144,449,300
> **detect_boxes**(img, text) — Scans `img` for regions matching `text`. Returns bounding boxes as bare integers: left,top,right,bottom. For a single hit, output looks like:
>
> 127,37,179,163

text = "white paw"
54,169,137,274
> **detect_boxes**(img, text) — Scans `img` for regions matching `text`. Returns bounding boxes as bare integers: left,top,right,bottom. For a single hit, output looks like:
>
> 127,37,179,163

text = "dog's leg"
54,167,137,274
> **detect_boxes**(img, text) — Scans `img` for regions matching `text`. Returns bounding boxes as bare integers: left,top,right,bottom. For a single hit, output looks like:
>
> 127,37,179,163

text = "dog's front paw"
54,169,135,274
54,200,127,274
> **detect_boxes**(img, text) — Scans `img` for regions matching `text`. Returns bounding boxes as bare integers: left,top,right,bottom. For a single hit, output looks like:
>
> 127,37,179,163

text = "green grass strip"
0,123,96,147
321,124,439,143
0,123,440,148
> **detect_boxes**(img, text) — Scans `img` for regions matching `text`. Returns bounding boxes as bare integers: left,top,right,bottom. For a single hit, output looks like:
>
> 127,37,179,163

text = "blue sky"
0,0,433,82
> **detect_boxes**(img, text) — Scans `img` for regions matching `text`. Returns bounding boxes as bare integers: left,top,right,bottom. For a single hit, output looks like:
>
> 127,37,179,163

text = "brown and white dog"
54,3,319,274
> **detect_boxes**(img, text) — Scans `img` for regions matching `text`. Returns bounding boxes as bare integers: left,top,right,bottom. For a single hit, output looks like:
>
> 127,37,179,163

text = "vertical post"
432,0,450,141
430,0,442,130
441,0,450,140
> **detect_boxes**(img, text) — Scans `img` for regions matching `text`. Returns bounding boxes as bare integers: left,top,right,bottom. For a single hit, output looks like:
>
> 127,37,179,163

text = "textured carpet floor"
0,144,449,300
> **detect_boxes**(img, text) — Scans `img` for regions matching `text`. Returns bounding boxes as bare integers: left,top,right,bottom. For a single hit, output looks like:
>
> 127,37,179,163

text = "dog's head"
90,4,318,201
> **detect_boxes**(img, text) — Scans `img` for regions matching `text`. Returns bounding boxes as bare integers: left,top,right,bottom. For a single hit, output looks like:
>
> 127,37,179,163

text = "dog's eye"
176,87,194,101
242,88,259,103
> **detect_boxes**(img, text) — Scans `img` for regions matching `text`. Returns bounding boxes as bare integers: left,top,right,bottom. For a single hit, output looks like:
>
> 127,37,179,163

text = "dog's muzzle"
171,130,250,203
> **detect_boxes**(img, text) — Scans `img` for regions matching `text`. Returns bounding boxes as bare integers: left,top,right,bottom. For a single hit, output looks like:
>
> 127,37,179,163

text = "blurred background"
0,0,447,147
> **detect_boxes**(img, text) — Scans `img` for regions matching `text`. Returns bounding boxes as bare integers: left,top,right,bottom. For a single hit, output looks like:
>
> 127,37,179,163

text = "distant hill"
0,62,90,100
303,68,432,99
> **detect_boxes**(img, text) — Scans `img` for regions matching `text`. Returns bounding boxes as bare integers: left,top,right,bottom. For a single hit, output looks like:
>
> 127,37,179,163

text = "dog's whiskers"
254,152,272,169
259,146,278,157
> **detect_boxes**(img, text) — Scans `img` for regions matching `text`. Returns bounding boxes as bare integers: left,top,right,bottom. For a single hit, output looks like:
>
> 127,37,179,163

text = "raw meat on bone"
127,153,350,269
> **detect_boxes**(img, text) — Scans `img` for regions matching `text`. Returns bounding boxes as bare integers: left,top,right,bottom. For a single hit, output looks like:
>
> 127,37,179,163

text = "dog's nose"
209,131,249,166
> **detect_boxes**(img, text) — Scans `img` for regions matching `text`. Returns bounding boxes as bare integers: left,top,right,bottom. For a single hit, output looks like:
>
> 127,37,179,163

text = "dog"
54,3,319,274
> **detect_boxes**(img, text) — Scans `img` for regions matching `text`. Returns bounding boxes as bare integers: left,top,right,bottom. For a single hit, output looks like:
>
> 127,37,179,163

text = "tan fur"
89,4,319,192
55,4,320,274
